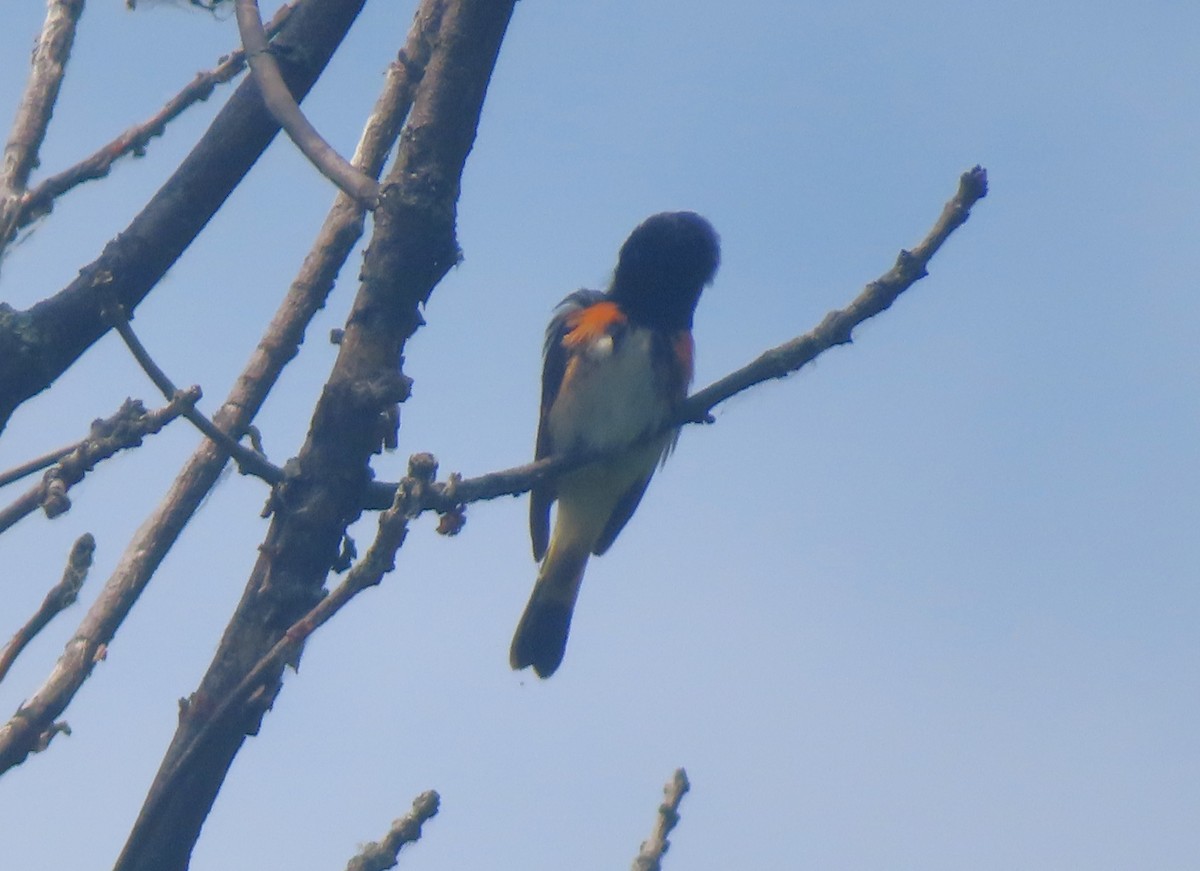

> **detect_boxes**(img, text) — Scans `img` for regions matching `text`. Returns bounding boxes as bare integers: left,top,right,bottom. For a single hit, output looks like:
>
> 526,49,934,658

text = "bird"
509,211,720,678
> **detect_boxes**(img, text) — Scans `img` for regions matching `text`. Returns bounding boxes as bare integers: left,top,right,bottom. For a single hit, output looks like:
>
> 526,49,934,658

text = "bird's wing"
529,289,607,560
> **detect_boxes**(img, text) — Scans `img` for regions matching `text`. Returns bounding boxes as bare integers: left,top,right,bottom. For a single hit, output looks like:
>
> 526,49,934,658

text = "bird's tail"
510,535,590,678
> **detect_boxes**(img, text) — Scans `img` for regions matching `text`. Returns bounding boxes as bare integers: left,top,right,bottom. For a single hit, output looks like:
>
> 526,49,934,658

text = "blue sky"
1,1,1197,869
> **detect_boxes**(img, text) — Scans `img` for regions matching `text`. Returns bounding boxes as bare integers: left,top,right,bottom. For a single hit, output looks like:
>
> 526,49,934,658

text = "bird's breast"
548,326,670,455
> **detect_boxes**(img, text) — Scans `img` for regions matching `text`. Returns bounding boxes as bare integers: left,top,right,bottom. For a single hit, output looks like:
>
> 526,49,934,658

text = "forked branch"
0,396,195,537
12,4,296,235
0,0,86,255
0,0,440,784
0,0,369,434
105,303,283,484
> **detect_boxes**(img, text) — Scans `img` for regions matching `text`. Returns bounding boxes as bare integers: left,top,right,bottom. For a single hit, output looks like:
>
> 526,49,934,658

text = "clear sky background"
1,2,1197,869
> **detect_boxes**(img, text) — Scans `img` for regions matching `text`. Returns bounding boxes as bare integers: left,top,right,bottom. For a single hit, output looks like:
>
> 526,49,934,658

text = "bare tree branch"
362,166,990,516
12,3,296,235
345,790,441,871
632,768,691,871
679,165,989,421
0,394,195,537
235,0,380,207
133,454,434,839
0,439,90,490
0,0,86,256
111,4,515,868
105,303,283,484
0,0,435,781
0,0,370,434
0,533,94,686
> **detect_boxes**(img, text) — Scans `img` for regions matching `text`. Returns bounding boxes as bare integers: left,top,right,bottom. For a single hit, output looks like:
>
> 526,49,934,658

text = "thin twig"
632,768,691,871
0,441,81,490
0,0,86,255
0,534,94,685
679,165,989,420
363,166,990,515
105,304,284,485
13,4,296,235
235,0,380,207
345,790,441,871
0,2,435,778
0,395,195,537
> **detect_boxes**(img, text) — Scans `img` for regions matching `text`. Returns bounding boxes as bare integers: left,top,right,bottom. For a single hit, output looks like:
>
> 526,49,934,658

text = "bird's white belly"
547,328,666,455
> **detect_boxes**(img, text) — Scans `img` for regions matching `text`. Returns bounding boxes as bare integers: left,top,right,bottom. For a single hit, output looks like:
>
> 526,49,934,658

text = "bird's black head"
609,211,720,331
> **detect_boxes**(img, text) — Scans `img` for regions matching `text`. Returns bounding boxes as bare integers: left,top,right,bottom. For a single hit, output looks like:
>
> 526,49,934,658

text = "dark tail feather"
510,549,587,678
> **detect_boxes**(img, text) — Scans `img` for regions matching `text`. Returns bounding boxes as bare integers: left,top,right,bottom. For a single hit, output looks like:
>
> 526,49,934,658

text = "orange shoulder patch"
562,301,626,348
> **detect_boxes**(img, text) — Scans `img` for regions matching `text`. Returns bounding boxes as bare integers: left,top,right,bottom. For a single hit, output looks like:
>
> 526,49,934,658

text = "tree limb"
0,0,369,434
130,455,434,844
0,438,97,490
235,0,380,207
111,4,514,868
0,0,86,256
0,533,94,686
632,768,691,871
345,791,441,871
105,303,283,484
0,0,433,782
11,3,296,235
679,165,989,421
0,394,195,537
